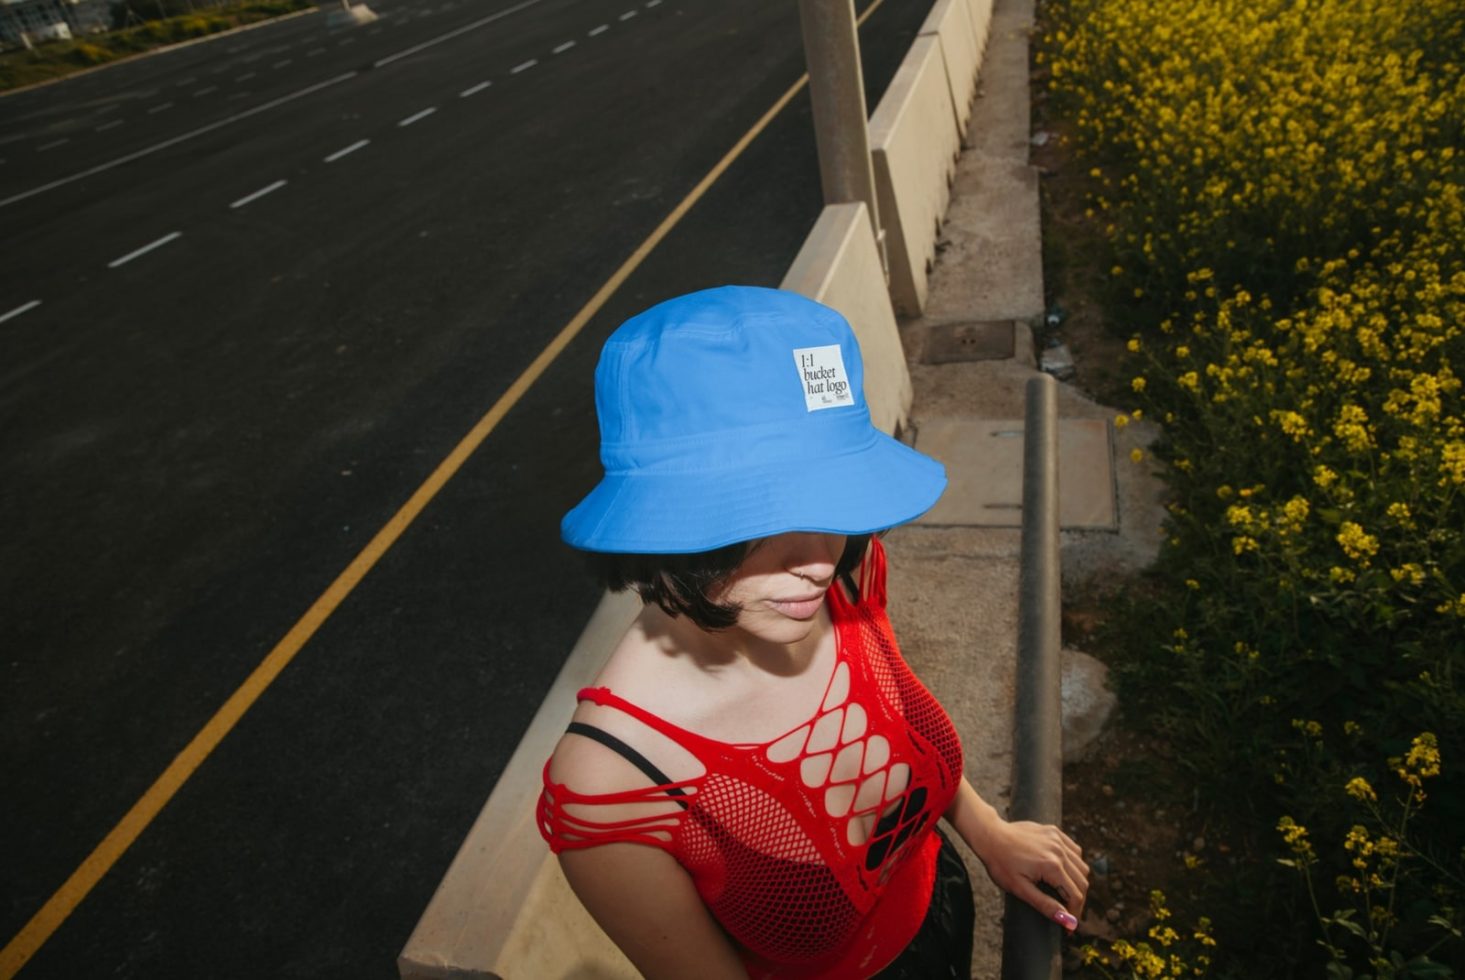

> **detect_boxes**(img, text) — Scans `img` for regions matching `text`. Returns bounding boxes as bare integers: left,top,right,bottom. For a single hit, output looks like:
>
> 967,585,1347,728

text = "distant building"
1,0,111,46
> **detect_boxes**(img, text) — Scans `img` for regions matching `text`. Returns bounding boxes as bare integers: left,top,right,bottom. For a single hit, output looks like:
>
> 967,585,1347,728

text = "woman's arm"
559,841,748,980
943,777,1089,930
548,727,748,980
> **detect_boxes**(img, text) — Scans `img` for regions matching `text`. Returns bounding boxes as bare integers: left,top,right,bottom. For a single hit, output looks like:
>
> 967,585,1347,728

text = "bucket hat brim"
562,429,946,554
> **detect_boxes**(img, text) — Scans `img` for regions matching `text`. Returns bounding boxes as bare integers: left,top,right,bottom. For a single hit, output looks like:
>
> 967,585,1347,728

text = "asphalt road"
0,0,935,974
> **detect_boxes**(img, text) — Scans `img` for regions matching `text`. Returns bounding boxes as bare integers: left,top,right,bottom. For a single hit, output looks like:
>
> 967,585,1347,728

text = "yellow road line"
0,1,892,970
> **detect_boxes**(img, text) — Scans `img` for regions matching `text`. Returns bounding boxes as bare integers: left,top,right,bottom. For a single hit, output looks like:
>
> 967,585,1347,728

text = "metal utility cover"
913,417,1116,528
921,321,1015,363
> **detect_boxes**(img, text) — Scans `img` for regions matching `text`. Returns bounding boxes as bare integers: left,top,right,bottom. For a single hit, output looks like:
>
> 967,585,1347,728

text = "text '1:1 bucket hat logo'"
561,286,947,554
793,345,855,411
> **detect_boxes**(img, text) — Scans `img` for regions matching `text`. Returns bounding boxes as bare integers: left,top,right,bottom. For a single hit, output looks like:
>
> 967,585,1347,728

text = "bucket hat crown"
561,286,946,553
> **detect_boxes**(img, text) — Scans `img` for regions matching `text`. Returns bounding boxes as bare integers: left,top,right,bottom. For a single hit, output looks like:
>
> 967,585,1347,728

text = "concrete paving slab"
912,417,1116,529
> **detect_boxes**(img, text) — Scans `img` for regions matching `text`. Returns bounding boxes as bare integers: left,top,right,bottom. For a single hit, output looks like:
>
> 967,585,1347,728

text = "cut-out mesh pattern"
539,539,964,976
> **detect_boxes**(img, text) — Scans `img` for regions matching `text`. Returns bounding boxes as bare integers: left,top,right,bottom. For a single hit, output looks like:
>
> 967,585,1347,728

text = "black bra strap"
566,721,690,809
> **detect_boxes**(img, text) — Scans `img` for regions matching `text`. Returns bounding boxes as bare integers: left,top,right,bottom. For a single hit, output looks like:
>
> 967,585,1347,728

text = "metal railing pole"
1001,373,1064,980
796,0,885,272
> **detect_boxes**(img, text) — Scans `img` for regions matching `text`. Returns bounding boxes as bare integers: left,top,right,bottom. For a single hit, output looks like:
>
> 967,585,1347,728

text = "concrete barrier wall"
397,590,641,980
970,0,994,53
869,35,960,316
919,0,982,137
781,201,911,437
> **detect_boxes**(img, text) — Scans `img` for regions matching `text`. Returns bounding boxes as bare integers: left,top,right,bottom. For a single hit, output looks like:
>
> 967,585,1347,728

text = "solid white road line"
1,71,358,210
373,0,544,68
230,179,287,208
553,40,575,54
108,232,182,268
0,300,41,325
398,107,437,127
588,23,608,35
324,139,369,162
459,80,491,97
510,58,537,74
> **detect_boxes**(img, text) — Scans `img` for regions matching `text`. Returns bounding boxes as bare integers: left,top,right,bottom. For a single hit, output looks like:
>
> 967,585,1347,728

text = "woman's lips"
768,594,826,620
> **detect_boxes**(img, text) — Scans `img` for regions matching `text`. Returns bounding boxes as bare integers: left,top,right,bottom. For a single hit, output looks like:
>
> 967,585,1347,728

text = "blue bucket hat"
562,286,947,553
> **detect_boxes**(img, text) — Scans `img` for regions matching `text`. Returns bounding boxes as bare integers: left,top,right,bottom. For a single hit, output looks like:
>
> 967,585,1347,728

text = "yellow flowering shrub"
1080,891,1216,980
1041,0,1464,973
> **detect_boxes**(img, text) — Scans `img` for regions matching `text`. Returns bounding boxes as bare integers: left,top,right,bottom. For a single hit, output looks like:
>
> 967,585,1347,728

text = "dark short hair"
586,534,874,631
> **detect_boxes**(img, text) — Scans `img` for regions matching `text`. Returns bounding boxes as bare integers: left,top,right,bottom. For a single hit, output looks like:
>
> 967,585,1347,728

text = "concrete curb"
870,34,960,316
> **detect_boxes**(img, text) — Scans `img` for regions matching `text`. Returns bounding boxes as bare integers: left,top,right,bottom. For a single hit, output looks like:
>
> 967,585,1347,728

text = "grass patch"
0,0,311,92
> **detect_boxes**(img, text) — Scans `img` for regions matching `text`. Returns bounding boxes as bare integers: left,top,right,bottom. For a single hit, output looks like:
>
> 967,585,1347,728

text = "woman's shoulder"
547,614,710,799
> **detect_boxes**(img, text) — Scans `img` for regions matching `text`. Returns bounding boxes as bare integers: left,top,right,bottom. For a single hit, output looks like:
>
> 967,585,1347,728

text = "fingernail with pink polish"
1052,909,1078,932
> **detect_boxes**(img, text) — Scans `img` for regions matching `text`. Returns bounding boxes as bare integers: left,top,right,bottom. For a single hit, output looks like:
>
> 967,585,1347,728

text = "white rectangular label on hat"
793,345,855,411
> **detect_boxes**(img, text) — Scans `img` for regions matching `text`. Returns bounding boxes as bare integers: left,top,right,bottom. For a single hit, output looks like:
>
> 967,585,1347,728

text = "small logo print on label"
793,345,854,411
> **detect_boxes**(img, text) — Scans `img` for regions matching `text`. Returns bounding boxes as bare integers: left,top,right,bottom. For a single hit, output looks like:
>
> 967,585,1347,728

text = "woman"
539,286,1087,978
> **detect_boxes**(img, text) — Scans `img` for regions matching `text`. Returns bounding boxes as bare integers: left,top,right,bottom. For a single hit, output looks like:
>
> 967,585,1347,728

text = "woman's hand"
945,778,1089,932
975,817,1088,931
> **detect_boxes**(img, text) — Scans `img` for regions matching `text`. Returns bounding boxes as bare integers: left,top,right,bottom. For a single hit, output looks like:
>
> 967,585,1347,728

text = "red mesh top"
538,539,964,978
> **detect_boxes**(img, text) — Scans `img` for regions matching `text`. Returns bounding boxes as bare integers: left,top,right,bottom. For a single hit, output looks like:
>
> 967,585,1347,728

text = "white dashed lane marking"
96,120,124,132
398,107,437,127
0,300,42,325
235,72,256,82
108,231,182,268
3,71,357,211
588,23,608,35
460,80,491,97
148,102,174,114
553,40,575,54
373,0,544,68
511,58,537,74
324,139,369,162
193,86,218,97
230,179,287,208
272,60,292,69
618,9,636,19
37,139,69,152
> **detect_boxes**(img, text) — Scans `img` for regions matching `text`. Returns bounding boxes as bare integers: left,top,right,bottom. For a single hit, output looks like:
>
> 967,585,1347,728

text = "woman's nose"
783,532,845,584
